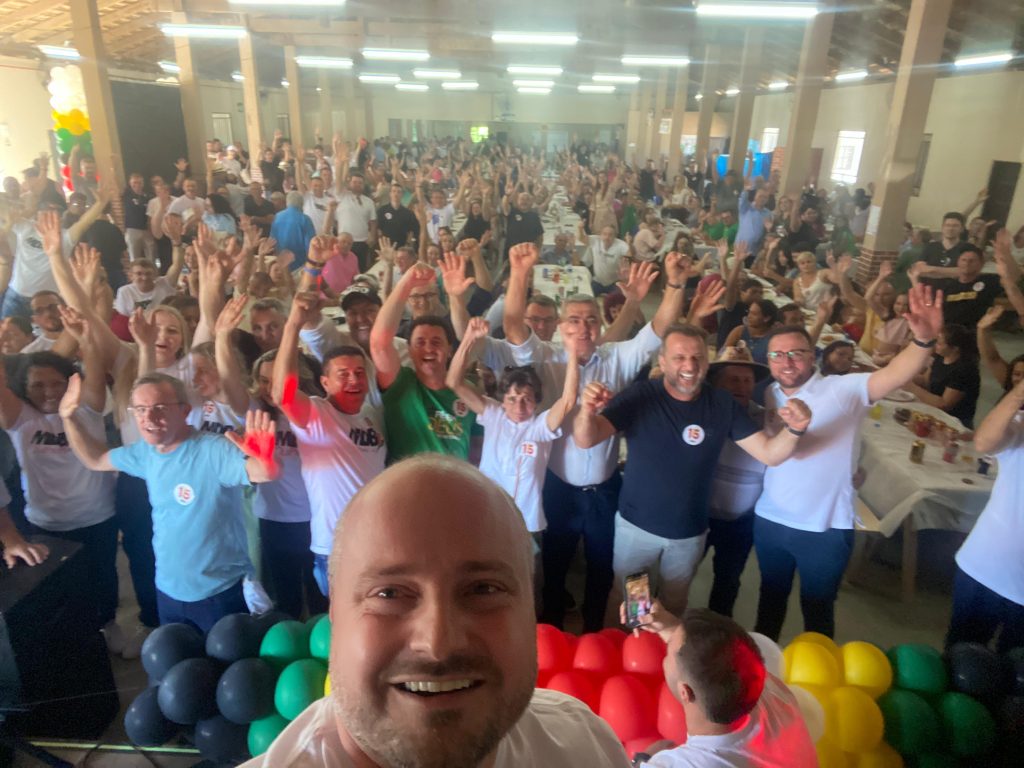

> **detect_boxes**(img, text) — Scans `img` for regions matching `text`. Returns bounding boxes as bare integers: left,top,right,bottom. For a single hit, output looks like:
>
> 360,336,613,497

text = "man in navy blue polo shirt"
574,323,811,616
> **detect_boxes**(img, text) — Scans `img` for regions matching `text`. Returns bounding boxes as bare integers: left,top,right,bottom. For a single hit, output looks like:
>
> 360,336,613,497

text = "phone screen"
624,571,653,628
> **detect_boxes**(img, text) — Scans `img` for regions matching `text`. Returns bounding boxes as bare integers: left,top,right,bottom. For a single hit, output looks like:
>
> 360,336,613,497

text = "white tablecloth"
857,400,994,537
532,265,593,304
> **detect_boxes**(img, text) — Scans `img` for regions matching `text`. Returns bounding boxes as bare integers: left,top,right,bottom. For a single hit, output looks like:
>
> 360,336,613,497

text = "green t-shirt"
703,220,738,245
620,205,638,237
383,366,476,462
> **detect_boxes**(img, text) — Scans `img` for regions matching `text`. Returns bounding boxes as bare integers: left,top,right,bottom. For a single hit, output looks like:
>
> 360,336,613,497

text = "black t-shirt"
786,221,821,253
377,203,419,247
460,213,491,243
928,355,980,428
505,206,544,251
123,188,151,230
603,380,758,539
83,220,128,291
684,170,704,195
925,274,1003,328
260,161,284,193
716,303,749,348
922,240,967,268
244,196,277,235
639,169,657,200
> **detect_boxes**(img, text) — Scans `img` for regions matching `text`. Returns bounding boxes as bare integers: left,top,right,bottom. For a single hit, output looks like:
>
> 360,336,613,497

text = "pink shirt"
322,251,359,295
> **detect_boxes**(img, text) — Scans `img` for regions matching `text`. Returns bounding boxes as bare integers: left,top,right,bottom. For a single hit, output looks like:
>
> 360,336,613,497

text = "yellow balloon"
825,686,884,754
784,641,842,688
816,737,853,768
323,673,331,696
855,742,904,768
841,641,893,699
68,121,85,137
793,631,842,662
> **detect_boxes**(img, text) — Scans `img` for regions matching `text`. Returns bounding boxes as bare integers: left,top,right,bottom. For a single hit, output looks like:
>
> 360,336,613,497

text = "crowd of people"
1,129,1023,763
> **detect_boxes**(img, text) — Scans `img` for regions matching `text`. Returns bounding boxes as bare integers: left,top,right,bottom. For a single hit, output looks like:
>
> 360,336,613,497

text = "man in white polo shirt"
578,221,629,295
333,137,377,272
753,283,944,640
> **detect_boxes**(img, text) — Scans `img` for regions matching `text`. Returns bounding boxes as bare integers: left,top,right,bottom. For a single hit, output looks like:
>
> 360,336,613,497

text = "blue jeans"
259,518,327,619
946,567,1024,653
116,473,159,627
705,512,755,619
539,469,621,632
1,288,31,319
157,580,247,633
313,554,330,598
753,516,854,641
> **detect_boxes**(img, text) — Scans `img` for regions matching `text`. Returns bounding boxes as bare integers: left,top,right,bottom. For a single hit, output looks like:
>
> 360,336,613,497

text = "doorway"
981,160,1020,229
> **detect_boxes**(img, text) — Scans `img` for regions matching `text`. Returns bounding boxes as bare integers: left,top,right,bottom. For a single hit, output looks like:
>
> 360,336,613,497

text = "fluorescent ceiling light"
725,87,740,96
695,93,703,100
492,31,578,45
281,78,290,88
37,45,80,60
413,68,460,79
295,56,353,69
158,60,181,74
578,84,615,93
395,82,429,91
768,80,789,90
362,48,430,61
512,79,555,88
231,71,244,82
695,2,818,19
954,52,1014,69
359,73,401,84
229,0,343,4
621,55,690,67
156,76,179,85
507,65,563,76
593,73,641,84
160,24,247,39
834,69,868,82
442,80,479,90
517,87,551,95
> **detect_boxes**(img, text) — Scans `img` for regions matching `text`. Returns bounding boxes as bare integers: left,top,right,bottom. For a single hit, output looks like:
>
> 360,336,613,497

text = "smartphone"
624,570,653,629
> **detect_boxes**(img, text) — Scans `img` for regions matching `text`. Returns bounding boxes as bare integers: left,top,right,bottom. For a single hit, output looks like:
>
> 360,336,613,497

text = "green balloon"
886,644,948,695
55,127,72,141
247,713,288,757
259,620,311,669
309,615,331,661
937,691,997,757
877,688,941,755
274,659,327,721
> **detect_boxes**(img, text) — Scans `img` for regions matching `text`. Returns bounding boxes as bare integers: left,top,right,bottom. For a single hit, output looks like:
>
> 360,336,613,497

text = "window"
681,135,697,156
761,127,780,153
470,125,489,143
276,114,291,139
830,130,865,185
211,113,233,146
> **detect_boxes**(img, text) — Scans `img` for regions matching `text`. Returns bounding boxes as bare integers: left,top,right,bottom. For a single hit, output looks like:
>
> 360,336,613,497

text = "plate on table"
884,389,915,403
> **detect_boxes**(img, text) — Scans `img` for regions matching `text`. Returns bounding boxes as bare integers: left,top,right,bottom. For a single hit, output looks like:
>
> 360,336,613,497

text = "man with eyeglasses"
752,283,945,640
22,290,65,353
59,371,280,631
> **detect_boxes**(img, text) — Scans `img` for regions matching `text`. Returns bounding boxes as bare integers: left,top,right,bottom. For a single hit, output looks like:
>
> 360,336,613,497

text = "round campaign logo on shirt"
384,211,393,220
515,214,523,222
174,483,196,506
453,399,469,417
973,281,986,292
682,424,706,446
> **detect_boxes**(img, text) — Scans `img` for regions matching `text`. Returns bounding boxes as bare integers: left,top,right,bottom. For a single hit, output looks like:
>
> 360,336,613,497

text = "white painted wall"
0,56,54,180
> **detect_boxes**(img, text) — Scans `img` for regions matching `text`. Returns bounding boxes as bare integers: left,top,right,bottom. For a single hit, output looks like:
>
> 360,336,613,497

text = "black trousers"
259,518,328,619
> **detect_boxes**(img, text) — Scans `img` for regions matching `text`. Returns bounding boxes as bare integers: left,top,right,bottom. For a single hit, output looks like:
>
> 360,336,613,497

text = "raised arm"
460,238,493,292
213,295,252,417
976,307,1009,386
721,239,744,310
503,243,539,345
57,374,115,472
370,263,436,389
867,283,944,402
272,292,323,428
651,252,687,337
224,409,280,483
440,250,474,341
837,257,867,313
193,224,232,346
961,187,987,221
444,317,489,415
572,381,618,449
863,261,894,318
545,335,580,431
808,295,837,345
67,178,113,245
994,229,1024,319
974,377,1024,455
735,397,811,466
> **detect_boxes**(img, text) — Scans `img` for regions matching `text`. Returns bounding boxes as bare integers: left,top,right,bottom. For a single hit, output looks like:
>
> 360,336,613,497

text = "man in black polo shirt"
377,182,419,248
123,173,154,263
917,244,1005,328
922,212,968,269
502,190,544,259
244,181,277,236
574,323,811,615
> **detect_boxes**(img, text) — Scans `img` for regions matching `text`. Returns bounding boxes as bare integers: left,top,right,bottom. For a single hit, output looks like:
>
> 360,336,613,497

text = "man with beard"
574,323,811,616
239,456,628,768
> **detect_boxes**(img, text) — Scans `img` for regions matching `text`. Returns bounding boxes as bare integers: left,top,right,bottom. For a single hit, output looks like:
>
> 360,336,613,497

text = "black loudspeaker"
0,536,119,739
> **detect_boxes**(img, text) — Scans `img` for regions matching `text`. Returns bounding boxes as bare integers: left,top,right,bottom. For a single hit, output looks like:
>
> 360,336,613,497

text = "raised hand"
463,316,490,343
257,237,277,257
716,238,729,262
128,307,158,347
456,237,481,261
194,222,217,258
581,381,613,414
215,294,248,336
402,263,438,291
816,295,837,324
58,372,83,419
508,242,539,275
877,260,894,280
687,279,727,321
378,235,395,264
617,261,659,303
778,397,812,432
440,251,475,298
663,251,687,287
289,290,323,327
37,210,63,255
225,409,278,476
58,305,89,343
977,305,1005,331
903,282,943,342
162,213,184,245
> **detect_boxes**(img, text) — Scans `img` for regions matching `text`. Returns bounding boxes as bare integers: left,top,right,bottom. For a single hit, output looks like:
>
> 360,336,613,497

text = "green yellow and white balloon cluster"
125,611,332,764
47,65,92,190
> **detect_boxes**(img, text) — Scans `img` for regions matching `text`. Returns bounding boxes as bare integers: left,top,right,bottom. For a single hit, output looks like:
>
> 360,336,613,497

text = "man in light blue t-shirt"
60,371,279,632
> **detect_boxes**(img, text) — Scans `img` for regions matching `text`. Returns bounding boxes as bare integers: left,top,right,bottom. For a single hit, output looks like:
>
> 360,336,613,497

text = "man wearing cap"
574,323,811,617
704,346,770,618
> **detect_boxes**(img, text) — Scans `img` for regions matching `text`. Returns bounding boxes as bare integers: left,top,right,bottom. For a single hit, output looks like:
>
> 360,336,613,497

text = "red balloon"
623,630,667,676
599,627,628,648
562,630,580,656
546,670,600,712
536,669,550,689
624,734,665,761
61,164,71,180
536,624,571,675
574,633,621,678
657,681,688,743
599,674,656,743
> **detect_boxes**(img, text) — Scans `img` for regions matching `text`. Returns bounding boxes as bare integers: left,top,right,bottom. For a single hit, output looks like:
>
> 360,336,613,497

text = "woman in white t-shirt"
947,377,1024,652
446,317,579,534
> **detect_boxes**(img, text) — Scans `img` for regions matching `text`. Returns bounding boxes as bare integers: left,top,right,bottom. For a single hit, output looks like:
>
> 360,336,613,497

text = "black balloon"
253,610,291,640
947,642,1008,703
206,613,264,664
141,623,205,683
217,657,278,725
125,686,179,747
158,658,221,725
194,714,250,763
1006,648,1024,696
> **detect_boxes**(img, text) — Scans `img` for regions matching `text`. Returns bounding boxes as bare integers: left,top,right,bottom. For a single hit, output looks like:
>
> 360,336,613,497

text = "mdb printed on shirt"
348,422,383,448
30,429,69,449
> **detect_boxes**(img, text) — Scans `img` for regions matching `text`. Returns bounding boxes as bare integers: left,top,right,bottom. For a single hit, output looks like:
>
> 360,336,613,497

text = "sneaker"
102,620,127,655
121,625,153,660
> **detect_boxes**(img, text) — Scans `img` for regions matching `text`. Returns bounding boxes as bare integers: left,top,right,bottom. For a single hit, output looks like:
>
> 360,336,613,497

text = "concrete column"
779,0,836,198
667,67,689,176
169,10,208,189
634,81,653,164
318,70,333,142
624,87,641,164
363,87,374,140
237,24,264,154
728,28,764,176
69,0,125,225
647,70,670,165
695,44,721,173
859,0,954,277
341,76,357,139
283,46,305,146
